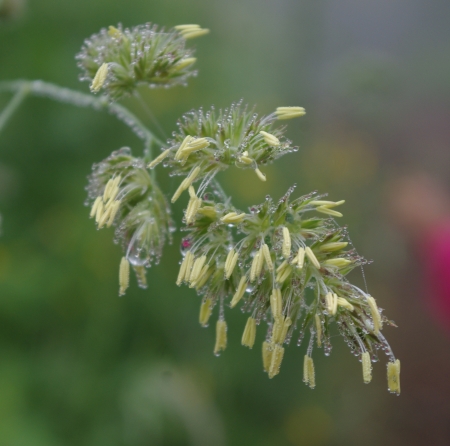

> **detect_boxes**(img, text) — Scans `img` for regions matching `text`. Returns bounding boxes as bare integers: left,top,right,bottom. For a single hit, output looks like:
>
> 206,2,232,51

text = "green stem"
0,80,164,154
0,83,29,135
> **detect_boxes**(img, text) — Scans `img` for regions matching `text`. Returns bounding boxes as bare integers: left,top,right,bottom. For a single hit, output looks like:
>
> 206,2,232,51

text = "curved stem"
0,80,165,154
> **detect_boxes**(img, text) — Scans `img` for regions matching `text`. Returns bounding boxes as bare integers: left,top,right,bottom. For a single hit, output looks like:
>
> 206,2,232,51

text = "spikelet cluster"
174,182,400,393
76,23,204,100
149,101,304,198
87,147,173,292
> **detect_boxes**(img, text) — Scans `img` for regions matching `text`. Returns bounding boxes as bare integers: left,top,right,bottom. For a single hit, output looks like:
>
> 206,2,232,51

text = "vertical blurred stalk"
0,84,29,135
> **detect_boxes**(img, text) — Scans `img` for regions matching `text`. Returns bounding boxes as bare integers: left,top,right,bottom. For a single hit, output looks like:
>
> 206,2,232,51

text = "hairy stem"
0,80,164,153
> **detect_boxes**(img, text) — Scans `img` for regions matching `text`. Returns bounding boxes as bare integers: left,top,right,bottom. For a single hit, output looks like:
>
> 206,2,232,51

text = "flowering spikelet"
87,147,173,289
175,184,399,393
161,101,302,185
76,22,203,100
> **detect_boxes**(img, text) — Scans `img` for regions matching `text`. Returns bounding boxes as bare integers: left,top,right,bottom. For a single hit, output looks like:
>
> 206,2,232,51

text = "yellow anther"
176,251,193,286
97,204,113,229
326,292,338,316
303,355,316,389
189,255,207,283
387,359,401,395
271,318,284,345
282,227,291,259
221,212,246,224
272,316,291,345
95,199,104,223
106,200,121,227
230,276,247,308
366,295,382,335
185,196,202,224
90,63,109,93
337,296,354,311
224,249,239,279
199,298,212,327
171,166,201,203
275,106,306,120
250,251,261,282
197,206,217,219
119,257,130,296
276,260,288,273
255,247,265,277
147,149,171,169
185,137,210,151
280,317,292,344
174,135,192,160
191,265,213,289
239,151,254,165
241,317,256,348
315,315,322,347
262,341,273,373
337,297,354,312
175,24,210,39
270,288,283,319
276,263,292,284
260,130,280,146
108,26,123,38
316,206,343,218
214,320,227,354
102,177,115,202
255,168,266,182
319,242,348,252
362,352,372,384
268,344,285,378
90,196,102,218
323,258,352,268
188,185,196,199
173,57,197,71
174,24,201,31
262,244,274,272
291,247,305,269
180,137,210,158
305,247,320,269
180,28,210,39
309,200,345,208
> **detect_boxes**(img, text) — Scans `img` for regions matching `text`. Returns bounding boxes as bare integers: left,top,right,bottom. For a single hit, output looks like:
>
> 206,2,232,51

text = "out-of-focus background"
1,1,450,445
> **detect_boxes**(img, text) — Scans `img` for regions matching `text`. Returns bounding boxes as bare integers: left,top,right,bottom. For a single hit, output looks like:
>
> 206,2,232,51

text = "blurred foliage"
1,1,450,445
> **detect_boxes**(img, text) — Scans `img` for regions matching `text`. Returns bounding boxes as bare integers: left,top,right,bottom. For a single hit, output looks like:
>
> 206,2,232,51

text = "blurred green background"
1,1,450,445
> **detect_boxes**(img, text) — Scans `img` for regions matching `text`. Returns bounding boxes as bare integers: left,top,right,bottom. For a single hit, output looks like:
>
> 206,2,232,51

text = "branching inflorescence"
74,21,400,394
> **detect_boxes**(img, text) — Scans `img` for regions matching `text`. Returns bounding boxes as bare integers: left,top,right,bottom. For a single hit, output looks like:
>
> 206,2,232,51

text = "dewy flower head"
148,101,304,200
87,147,173,292
176,184,399,393
76,22,206,101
